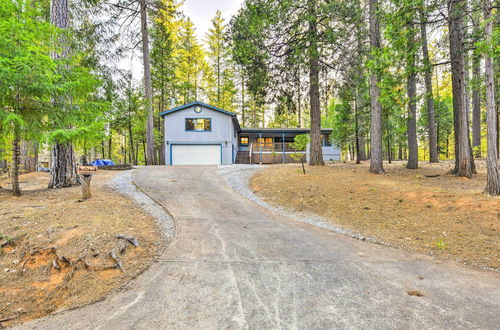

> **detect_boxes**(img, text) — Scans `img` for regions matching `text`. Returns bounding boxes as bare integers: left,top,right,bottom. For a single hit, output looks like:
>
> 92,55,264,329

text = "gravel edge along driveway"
217,164,380,244
106,170,175,243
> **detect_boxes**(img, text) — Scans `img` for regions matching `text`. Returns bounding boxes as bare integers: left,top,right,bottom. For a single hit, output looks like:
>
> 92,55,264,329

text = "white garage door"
171,145,221,165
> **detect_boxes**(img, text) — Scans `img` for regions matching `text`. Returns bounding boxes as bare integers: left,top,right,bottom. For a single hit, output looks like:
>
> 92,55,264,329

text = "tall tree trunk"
358,135,367,161
108,133,112,159
308,0,324,166
420,10,439,163
140,0,156,166
354,88,361,164
135,142,139,165
158,104,165,165
449,0,473,178
217,41,221,104
472,53,482,157
49,143,79,188
12,127,21,196
406,13,418,169
0,149,7,173
483,0,500,195
241,76,245,127
387,135,392,164
21,140,38,172
297,73,302,128
369,0,385,174
48,0,79,189
128,102,135,165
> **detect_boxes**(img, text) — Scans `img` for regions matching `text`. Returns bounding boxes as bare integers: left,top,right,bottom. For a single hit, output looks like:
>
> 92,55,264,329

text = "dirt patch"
251,160,499,271
0,171,163,326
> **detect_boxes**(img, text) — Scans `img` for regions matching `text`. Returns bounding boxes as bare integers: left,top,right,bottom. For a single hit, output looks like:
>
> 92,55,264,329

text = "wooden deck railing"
252,142,304,153
248,142,306,164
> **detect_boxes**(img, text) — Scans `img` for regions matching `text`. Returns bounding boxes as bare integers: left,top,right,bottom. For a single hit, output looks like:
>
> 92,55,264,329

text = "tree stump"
80,174,92,199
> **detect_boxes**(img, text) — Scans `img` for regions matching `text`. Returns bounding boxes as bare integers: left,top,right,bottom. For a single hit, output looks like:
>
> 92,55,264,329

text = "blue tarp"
91,159,115,166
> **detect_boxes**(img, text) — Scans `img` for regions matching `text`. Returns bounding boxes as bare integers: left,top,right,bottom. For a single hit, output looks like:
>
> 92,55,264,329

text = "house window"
322,134,332,146
240,137,249,146
257,137,273,148
186,118,211,131
275,136,295,143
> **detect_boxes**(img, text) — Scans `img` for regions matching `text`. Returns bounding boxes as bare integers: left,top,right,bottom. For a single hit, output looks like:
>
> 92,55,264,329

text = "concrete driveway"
19,166,500,329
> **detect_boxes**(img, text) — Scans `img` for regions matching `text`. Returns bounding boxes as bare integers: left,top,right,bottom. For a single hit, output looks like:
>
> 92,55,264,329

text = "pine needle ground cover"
0,171,163,326
252,160,499,271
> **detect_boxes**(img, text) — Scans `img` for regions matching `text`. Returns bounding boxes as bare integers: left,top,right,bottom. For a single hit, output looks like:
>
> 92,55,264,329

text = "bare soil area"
251,160,499,271
0,171,163,326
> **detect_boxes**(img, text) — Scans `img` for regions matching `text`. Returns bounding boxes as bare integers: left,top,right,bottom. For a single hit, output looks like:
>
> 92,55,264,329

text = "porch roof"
240,128,333,134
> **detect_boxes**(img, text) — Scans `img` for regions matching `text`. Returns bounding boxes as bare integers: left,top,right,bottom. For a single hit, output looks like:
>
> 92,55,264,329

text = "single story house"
159,101,340,165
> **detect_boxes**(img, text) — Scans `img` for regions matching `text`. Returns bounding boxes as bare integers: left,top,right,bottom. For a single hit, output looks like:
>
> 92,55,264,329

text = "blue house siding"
161,101,340,165
163,104,236,165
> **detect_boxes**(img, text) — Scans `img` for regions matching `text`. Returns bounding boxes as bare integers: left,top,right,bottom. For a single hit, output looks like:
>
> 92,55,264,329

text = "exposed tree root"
110,249,124,272
115,234,139,247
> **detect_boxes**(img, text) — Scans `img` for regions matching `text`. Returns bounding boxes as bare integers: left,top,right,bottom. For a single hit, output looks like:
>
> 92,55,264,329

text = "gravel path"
217,164,379,244
106,170,175,243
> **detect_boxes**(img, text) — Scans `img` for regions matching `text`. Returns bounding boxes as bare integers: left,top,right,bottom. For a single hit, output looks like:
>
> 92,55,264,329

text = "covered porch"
237,128,333,164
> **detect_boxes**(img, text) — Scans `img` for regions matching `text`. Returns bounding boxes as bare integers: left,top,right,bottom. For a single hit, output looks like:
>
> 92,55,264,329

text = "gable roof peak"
159,101,236,117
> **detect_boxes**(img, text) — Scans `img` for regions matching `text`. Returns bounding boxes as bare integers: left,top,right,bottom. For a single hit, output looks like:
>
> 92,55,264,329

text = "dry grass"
251,160,499,271
0,171,163,326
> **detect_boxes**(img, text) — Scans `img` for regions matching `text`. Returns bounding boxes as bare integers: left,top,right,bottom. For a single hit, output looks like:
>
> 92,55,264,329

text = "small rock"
407,290,425,297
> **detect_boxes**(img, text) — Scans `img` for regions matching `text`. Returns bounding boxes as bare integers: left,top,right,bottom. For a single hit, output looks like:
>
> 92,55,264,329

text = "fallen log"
118,241,127,255
110,249,124,272
115,234,139,247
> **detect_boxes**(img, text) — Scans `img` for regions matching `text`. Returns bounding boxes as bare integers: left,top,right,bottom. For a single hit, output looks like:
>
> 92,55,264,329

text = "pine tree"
419,2,439,163
307,0,324,166
448,0,474,178
48,0,80,189
176,18,207,104
405,2,418,169
151,0,182,163
205,10,236,111
483,0,500,195
139,0,156,165
368,0,385,174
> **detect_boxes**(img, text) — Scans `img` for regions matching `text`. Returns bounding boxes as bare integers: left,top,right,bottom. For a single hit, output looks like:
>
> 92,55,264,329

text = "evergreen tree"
368,0,385,174
151,0,182,163
483,0,499,195
176,18,207,104
448,0,475,178
205,10,237,111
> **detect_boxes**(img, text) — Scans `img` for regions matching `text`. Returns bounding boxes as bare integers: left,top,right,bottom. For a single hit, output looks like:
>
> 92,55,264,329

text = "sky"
124,0,244,81
183,0,244,41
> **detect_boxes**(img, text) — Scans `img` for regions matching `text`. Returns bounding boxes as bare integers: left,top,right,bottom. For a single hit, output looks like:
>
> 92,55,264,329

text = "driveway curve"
18,166,500,329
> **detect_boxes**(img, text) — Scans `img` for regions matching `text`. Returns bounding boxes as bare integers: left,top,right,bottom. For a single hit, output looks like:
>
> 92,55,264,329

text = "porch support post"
259,133,262,165
282,132,285,164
